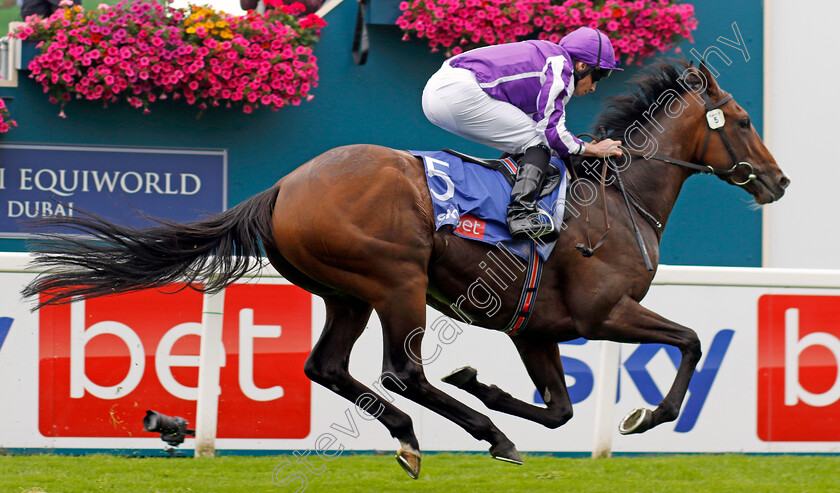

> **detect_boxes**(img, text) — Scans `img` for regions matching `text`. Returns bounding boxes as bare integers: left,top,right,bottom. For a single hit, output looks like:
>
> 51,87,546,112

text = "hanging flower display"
397,0,697,65
12,0,326,116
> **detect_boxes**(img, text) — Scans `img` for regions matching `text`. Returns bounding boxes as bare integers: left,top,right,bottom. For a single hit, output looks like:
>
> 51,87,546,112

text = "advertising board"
0,144,226,238
1,256,838,454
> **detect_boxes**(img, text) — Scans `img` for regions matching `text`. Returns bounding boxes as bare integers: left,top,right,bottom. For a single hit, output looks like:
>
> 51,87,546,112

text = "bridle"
625,91,757,186
572,86,758,270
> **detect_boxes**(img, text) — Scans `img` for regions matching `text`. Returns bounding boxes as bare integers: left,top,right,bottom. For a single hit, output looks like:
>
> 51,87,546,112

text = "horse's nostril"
779,175,791,189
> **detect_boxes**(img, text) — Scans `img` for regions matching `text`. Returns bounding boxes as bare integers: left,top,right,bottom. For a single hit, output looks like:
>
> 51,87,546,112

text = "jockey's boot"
506,145,559,241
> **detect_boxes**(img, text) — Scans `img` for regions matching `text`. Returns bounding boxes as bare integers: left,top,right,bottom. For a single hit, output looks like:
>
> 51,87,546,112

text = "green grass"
1,453,839,492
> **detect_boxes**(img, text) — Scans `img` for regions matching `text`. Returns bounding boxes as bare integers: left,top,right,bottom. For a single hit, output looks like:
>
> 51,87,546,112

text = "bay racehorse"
23,61,788,478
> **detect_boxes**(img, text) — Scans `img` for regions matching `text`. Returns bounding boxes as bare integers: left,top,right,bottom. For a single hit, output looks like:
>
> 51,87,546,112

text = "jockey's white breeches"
422,63,546,155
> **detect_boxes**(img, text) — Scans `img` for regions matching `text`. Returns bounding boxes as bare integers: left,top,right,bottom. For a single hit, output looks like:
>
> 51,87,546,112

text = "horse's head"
683,62,790,204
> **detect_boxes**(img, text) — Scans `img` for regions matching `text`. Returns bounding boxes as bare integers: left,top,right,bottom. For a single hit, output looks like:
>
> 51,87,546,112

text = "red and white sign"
38,284,312,439
758,294,840,441
454,214,486,239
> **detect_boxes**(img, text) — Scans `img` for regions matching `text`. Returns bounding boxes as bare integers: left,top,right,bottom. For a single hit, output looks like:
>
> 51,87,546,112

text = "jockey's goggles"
590,68,612,83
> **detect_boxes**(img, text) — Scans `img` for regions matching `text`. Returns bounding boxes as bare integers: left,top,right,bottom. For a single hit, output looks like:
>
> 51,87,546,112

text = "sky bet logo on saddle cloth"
758,295,840,441
37,284,312,439
414,151,567,261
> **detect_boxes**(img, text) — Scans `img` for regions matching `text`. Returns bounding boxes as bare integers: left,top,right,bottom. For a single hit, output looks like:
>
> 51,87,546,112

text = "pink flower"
395,0,697,63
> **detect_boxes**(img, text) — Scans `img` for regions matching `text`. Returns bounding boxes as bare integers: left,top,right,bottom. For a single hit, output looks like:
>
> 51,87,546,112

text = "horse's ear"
697,61,721,95
681,66,705,93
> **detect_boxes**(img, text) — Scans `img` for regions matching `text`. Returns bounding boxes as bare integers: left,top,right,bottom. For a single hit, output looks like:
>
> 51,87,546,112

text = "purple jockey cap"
558,27,623,71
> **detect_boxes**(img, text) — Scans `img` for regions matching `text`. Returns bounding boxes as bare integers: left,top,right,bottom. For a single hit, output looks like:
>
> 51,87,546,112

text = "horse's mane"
592,58,691,142
568,59,691,181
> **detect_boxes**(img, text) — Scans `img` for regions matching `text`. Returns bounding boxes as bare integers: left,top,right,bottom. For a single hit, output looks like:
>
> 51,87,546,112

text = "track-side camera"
143,410,196,447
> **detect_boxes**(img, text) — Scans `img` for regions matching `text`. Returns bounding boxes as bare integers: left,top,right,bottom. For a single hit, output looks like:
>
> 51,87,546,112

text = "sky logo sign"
0,317,11,354
534,330,734,433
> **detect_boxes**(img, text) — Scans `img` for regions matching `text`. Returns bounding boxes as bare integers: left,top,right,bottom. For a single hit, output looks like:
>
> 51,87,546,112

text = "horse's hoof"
441,366,478,388
395,443,421,480
489,442,523,465
619,408,654,435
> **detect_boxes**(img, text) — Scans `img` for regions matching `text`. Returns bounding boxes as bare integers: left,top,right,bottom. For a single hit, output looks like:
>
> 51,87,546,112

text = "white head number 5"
706,109,725,129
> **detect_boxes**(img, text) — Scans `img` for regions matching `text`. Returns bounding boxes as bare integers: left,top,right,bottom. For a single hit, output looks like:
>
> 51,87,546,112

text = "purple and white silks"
447,40,585,158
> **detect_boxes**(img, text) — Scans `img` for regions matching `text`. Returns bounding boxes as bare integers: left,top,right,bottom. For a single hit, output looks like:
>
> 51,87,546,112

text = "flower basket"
397,0,697,65
11,0,326,117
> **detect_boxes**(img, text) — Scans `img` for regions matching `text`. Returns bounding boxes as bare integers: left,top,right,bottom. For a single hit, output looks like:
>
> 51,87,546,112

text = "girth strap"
503,241,544,337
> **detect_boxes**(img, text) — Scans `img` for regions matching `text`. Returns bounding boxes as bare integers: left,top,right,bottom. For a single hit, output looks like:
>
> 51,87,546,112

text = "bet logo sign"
38,284,312,439
758,295,840,441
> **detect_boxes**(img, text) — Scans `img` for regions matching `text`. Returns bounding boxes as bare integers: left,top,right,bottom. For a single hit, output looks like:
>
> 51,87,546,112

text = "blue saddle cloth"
412,151,568,261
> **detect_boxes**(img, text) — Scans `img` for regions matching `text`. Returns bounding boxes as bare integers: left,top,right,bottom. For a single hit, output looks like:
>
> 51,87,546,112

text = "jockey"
422,27,624,241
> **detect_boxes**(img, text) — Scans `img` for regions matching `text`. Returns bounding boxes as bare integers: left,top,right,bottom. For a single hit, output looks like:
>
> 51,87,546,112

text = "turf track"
1,453,839,492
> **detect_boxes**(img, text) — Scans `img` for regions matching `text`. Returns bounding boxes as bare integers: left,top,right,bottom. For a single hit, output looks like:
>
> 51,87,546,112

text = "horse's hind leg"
375,278,522,465
442,337,574,429
580,295,701,434
303,295,421,477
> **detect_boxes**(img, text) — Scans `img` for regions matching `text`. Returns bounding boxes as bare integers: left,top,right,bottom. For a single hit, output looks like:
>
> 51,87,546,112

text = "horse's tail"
22,185,280,309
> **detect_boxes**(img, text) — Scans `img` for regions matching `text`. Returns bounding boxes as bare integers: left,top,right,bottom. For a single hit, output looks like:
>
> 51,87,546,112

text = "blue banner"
0,144,226,237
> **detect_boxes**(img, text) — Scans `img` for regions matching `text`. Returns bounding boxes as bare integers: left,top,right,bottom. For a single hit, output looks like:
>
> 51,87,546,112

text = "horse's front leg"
580,295,701,434
441,337,573,429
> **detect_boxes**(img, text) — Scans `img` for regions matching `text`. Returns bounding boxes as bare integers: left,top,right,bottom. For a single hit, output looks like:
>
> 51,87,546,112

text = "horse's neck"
620,125,696,235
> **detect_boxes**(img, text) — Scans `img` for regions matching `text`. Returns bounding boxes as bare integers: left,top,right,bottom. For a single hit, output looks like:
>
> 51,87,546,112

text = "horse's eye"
740,118,751,129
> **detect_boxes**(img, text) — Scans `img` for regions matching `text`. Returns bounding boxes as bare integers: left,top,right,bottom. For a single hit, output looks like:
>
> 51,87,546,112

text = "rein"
572,90,757,270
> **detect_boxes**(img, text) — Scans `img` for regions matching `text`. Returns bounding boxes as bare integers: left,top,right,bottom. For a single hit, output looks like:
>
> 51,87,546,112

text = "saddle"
442,149,564,199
